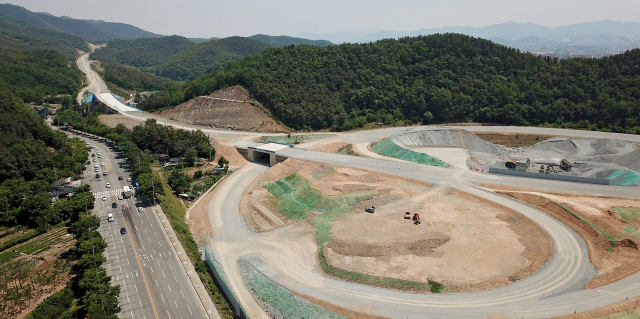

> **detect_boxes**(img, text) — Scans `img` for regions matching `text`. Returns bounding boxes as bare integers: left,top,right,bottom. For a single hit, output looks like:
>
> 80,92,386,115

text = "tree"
183,147,198,167
423,111,434,124
217,156,229,168
137,173,163,197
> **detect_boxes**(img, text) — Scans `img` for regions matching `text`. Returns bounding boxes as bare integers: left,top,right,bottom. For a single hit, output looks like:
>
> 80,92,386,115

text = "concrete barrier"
488,167,611,185
204,247,247,319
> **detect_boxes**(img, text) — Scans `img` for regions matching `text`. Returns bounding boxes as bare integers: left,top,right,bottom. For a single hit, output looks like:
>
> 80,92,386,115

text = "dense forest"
0,3,161,43
0,48,83,103
0,13,88,58
140,33,640,133
90,35,333,81
248,34,332,47
102,63,175,92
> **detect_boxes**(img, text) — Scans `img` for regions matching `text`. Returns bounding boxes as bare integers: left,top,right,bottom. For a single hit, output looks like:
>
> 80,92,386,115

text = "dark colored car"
95,174,100,178
120,227,126,234
118,176,123,180
112,202,118,208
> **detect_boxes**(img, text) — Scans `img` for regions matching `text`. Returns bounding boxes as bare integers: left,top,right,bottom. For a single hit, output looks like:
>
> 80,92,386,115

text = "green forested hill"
139,34,640,132
150,36,271,81
90,35,194,67
0,13,88,58
0,3,162,43
102,63,175,92
248,34,332,47
0,48,83,103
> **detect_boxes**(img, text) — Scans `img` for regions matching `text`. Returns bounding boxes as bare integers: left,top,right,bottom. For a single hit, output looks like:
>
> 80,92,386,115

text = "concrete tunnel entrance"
247,143,293,166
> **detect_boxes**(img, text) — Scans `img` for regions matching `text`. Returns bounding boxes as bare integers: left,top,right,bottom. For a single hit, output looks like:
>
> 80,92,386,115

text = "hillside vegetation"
0,13,88,58
102,63,175,92
0,48,83,103
90,35,332,81
140,34,640,132
0,3,162,42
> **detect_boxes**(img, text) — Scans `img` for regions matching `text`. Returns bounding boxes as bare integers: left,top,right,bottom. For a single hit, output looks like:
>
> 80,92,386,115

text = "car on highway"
118,195,123,200
103,170,107,175
118,176,123,180
93,159,96,162
102,196,107,201
127,177,131,182
107,213,114,222
94,168,98,172
138,207,143,212
94,164,98,168
112,202,117,208
91,154,95,157
98,155,101,158
100,162,104,166
106,183,110,188
120,227,126,234
95,173,100,178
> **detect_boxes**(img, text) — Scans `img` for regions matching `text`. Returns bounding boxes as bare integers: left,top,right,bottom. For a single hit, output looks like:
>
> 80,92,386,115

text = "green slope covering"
102,63,175,92
0,13,88,58
90,35,194,67
0,48,83,103
150,36,271,81
140,33,640,132
249,34,332,47
0,3,162,42
371,137,449,167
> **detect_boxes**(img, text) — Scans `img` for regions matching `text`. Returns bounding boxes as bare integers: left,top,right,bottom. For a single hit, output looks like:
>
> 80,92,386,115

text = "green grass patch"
598,311,640,319
371,136,449,168
156,172,236,319
266,172,446,293
259,134,335,145
614,206,640,221
247,272,346,319
0,227,72,262
337,144,358,156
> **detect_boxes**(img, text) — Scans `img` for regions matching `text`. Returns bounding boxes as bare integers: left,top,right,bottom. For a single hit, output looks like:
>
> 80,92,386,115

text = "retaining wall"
204,247,247,319
489,167,611,185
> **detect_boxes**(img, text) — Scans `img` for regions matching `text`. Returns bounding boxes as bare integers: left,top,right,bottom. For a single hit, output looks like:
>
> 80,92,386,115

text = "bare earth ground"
99,113,145,130
186,181,216,247
155,86,290,133
240,158,553,292
477,182,640,289
310,141,348,153
474,132,558,147
211,138,248,168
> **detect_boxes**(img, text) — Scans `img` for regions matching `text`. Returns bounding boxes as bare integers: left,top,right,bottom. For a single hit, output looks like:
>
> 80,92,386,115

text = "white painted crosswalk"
93,189,124,197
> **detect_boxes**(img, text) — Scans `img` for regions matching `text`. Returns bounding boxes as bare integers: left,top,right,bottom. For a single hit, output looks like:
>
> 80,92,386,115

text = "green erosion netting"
371,137,449,167
606,170,640,186
266,172,446,293
614,206,640,221
260,134,336,144
248,272,347,319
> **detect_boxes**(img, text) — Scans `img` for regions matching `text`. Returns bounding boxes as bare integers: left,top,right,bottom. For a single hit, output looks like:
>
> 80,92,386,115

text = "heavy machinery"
404,212,411,219
412,212,421,225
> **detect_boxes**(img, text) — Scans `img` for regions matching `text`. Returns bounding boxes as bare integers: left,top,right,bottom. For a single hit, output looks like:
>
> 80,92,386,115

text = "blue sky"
6,0,640,38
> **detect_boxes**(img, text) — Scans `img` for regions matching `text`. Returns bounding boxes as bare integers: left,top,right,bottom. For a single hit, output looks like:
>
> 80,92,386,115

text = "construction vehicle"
412,212,421,225
404,212,411,219
505,160,516,169
560,159,573,171
365,206,375,213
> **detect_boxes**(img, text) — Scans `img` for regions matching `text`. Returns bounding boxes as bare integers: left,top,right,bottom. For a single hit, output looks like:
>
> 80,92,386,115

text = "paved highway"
76,52,640,318
77,134,208,319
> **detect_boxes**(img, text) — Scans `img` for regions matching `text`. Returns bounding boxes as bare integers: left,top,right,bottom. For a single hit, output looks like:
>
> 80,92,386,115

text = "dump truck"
560,159,573,171
412,212,421,225
505,161,516,169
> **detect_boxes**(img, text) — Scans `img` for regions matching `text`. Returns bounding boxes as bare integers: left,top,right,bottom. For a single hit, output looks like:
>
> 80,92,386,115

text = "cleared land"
240,158,553,292
155,86,290,132
310,142,360,156
478,182,640,288
475,132,558,147
99,113,144,130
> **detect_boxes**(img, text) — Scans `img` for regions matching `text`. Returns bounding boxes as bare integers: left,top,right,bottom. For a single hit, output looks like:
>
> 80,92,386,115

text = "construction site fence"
488,167,611,185
204,247,247,319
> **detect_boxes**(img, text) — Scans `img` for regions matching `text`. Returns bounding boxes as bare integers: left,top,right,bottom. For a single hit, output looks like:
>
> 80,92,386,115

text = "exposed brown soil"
185,180,216,247
478,183,640,289
310,142,347,153
475,132,558,147
155,86,290,133
241,158,553,292
99,113,144,130
212,138,248,168
291,290,392,319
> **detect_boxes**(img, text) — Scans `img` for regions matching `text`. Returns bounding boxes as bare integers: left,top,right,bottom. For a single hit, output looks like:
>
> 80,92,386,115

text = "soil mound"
528,137,577,155
392,127,514,156
155,86,290,133
615,149,640,171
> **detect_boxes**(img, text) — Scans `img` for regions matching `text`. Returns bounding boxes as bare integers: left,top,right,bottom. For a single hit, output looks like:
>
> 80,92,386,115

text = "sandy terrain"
155,86,290,133
99,113,145,130
186,182,216,247
240,159,553,292
212,138,248,168
310,141,348,153
478,182,640,288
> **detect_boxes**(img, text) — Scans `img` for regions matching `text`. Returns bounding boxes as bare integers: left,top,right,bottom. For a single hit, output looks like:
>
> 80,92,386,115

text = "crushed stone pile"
392,127,521,156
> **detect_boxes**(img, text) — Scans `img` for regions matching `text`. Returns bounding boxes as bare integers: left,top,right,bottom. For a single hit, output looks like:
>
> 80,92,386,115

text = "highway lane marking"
168,285,172,293
180,290,184,298
166,310,171,319
154,231,157,237
135,284,138,292
162,270,166,278
161,294,165,302
155,280,158,287
187,306,192,315
173,299,178,309
175,276,178,283
123,218,160,319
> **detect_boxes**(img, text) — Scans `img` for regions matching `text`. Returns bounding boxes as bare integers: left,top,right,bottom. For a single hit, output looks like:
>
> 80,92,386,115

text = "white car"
118,195,123,200
107,213,114,222
100,162,104,166
102,196,107,201
94,168,99,172
106,183,110,188
138,207,144,212
127,177,131,182
92,159,96,162
94,164,98,168
98,155,102,158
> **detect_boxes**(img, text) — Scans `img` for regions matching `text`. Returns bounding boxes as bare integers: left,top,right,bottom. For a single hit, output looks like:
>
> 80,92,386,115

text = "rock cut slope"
155,86,290,133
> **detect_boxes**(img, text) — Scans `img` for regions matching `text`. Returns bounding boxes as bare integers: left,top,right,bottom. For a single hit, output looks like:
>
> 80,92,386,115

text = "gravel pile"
615,149,640,171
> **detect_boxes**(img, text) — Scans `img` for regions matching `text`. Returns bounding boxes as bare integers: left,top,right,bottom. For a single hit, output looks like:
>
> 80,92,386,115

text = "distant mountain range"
0,3,163,42
298,20,640,43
